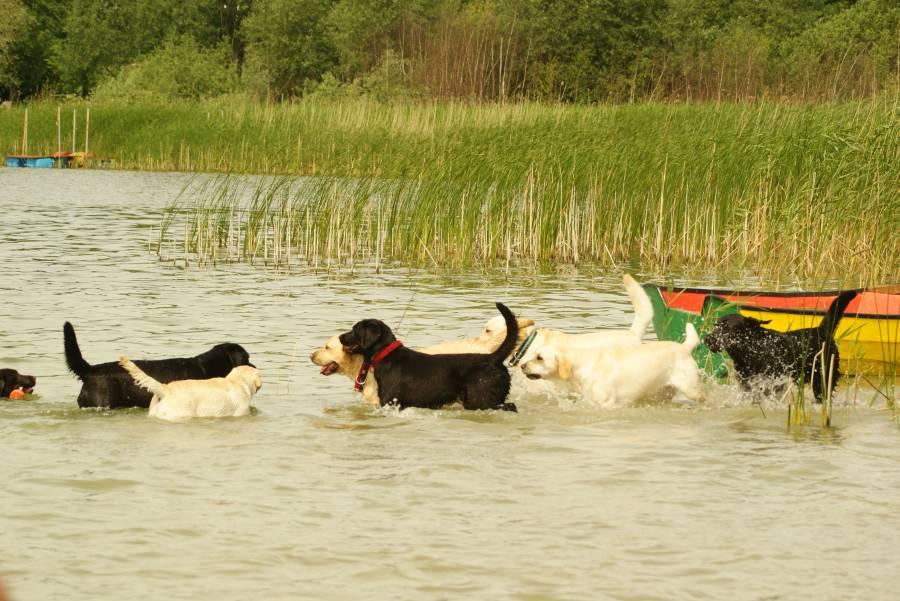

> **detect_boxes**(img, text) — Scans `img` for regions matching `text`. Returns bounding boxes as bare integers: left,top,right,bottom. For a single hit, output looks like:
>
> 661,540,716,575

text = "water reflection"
1,168,898,601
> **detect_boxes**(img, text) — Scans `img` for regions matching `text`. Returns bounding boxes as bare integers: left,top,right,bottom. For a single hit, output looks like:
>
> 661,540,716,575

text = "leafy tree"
785,0,900,97
241,0,338,98
216,1,254,75
0,0,30,99
1,0,71,99
51,0,238,96
515,0,666,101
324,0,431,80
0,0,896,101
93,36,239,101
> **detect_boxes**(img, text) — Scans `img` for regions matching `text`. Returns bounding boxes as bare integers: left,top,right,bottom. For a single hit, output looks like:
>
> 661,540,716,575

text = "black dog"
339,303,520,412
1,368,36,398
704,290,858,402
64,322,254,409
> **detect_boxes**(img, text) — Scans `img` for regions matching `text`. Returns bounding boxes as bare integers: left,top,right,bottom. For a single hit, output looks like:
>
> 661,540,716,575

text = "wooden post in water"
72,109,77,154
22,108,28,154
84,107,90,166
56,106,62,157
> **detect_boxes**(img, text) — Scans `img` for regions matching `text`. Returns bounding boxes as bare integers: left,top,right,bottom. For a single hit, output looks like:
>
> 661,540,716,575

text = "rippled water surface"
1,169,898,601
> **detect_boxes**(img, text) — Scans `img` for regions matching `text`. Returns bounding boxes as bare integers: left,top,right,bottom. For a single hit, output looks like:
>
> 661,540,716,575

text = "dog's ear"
354,320,387,351
230,345,250,367
557,354,573,380
746,317,771,327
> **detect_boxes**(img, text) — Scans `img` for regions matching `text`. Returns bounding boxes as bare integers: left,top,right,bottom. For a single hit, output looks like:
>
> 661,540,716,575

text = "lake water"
1,168,898,601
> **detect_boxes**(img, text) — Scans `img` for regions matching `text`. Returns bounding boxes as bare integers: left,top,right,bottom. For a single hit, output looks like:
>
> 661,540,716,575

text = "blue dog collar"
508,330,537,367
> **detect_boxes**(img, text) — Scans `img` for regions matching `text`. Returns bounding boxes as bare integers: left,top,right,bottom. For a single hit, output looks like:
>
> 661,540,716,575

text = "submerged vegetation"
128,96,898,280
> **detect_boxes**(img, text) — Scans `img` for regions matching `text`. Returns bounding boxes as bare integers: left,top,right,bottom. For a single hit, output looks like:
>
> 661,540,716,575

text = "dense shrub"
92,37,239,102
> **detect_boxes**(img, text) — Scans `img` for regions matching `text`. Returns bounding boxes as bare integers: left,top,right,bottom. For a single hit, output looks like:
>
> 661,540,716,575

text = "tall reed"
4,96,896,278
155,98,899,280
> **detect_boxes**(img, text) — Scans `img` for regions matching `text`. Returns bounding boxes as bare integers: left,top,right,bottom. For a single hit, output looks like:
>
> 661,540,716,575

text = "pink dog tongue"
320,362,339,376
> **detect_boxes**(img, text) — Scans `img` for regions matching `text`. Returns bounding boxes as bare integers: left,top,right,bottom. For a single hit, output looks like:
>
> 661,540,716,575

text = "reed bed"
153,97,899,280
155,161,897,280
4,96,897,278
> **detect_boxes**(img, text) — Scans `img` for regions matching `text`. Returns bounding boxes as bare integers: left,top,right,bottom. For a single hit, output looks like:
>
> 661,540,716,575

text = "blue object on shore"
6,155,56,168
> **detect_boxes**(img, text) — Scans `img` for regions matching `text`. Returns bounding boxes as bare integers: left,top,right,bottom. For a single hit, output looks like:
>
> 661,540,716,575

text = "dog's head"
228,365,262,395
704,314,771,352
0,368,36,398
310,335,363,377
339,319,396,358
478,315,536,346
519,346,573,381
204,343,255,370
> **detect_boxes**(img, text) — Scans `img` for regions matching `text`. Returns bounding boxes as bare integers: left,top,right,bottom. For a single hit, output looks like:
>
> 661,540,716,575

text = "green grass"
3,96,899,278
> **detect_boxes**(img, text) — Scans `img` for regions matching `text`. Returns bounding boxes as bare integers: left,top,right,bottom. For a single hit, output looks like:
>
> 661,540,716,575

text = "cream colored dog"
119,356,262,420
519,323,703,408
310,317,534,406
479,274,653,353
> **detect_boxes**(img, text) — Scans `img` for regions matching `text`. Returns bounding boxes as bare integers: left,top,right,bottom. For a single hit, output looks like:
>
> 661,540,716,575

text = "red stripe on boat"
661,290,899,316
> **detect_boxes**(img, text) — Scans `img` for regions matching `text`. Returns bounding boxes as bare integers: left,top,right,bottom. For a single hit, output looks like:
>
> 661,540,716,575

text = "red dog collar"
354,340,403,391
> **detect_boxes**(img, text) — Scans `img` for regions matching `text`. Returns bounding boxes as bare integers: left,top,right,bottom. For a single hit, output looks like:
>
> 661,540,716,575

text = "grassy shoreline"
3,97,898,279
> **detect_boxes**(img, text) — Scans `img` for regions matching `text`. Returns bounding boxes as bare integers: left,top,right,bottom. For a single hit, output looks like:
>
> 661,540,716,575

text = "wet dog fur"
475,273,653,356
520,323,703,407
310,315,534,406
64,322,254,409
338,303,520,411
1,368,36,398
704,290,858,402
120,356,262,420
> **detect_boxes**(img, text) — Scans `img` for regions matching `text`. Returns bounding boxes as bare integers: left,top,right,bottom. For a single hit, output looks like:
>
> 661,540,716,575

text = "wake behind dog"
119,356,262,421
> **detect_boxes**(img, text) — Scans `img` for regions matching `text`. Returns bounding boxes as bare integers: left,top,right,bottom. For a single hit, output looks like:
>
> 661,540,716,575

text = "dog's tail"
119,356,167,398
623,274,653,339
682,323,700,352
491,303,520,363
63,322,92,379
818,290,859,339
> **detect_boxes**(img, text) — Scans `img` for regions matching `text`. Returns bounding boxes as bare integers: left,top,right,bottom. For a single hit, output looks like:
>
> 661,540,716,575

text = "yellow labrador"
120,356,262,420
519,323,704,407
479,274,653,352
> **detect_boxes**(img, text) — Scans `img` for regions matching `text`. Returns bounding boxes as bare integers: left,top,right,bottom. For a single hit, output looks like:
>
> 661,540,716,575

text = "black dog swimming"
64,322,254,409
704,290,858,402
1,368,36,398
339,302,520,412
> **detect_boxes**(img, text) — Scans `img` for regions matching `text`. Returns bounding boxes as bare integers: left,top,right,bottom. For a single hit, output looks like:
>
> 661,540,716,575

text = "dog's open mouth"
525,374,542,380
319,362,340,376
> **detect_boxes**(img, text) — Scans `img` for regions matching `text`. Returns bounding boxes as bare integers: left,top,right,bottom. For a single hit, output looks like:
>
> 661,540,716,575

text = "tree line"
1,0,897,104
